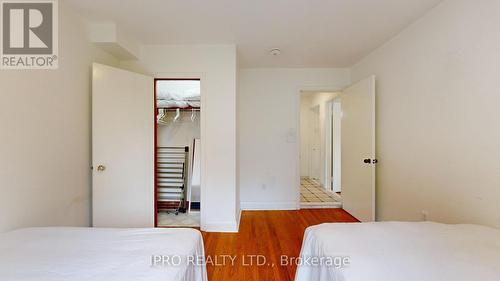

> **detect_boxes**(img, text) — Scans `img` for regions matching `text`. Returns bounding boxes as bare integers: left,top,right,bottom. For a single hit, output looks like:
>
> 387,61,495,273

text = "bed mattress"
0,227,207,281
295,222,500,281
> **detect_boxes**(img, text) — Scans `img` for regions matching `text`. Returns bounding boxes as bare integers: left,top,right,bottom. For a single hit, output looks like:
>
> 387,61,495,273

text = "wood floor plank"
202,209,358,280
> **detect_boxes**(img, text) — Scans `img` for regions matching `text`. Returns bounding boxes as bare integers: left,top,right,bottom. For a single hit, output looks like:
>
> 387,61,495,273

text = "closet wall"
121,45,239,232
157,112,200,147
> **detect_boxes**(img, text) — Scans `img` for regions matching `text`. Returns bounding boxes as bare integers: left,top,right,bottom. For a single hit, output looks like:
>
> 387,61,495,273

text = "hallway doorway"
299,91,342,208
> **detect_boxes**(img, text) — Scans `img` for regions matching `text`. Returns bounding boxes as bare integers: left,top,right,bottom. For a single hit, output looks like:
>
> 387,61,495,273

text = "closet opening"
154,78,201,227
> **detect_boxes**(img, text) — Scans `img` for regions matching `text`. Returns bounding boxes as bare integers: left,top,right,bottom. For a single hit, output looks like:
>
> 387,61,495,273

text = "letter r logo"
2,2,53,54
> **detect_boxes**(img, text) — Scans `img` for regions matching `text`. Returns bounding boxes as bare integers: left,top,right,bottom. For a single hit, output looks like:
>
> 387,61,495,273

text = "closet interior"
155,79,201,227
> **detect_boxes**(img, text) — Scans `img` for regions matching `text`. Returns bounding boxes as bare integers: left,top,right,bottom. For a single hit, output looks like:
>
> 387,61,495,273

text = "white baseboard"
202,220,239,232
240,201,299,210
201,209,241,233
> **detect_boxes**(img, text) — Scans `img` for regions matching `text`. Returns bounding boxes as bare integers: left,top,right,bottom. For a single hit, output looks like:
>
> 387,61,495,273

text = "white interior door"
341,76,376,222
92,63,154,227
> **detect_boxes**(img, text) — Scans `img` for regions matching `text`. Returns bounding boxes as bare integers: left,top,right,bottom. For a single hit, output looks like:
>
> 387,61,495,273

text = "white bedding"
295,222,500,281
157,99,201,109
0,227,207,281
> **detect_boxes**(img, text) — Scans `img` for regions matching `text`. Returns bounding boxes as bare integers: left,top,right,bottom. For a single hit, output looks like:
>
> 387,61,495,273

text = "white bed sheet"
0,227,207,281
295,222,500,281
157,99,201,109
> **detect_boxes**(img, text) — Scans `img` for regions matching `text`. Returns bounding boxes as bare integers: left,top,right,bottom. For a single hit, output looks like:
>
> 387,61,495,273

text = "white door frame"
326,98,342,193
324,98,335,192
325,100,332,190
332,99,342,192
295,85,344,209
324,98,338,191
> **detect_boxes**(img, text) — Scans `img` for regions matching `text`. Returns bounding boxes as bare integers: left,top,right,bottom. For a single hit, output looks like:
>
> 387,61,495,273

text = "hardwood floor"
202,209,358,281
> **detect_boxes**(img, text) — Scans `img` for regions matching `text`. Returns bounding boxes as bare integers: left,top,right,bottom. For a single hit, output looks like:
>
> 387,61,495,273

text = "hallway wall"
238,68,350,210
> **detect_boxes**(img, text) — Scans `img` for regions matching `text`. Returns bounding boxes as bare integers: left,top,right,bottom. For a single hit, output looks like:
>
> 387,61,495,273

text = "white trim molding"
201,209,242,233
202,219,239,233
241,201,299,210
235,208,242,231
300,202,342,209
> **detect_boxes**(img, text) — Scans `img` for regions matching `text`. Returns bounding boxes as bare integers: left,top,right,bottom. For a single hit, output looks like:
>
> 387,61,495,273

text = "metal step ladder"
157,146,188,214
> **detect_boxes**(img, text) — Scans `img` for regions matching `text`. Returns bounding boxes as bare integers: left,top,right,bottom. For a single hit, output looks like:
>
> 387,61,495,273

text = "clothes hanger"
157,108,169,125
157,108,164,123
173,108,181,123
191,108,196,122
161,109,168,124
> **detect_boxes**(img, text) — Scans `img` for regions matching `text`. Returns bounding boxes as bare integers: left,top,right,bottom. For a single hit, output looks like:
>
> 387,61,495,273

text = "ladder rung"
157,159,185,163
158,195,183,200
157,147,186,152
157,163,183,168
157,173,183,178
158,196,182,202
158,182,184,187
157,152,185,155
158,178,184,183
157,159,185,164
158,187,183,193
157,168,183,173
157,154,185,158
158,190,183,195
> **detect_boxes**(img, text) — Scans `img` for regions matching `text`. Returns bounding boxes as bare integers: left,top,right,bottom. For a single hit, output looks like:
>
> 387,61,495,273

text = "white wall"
352,0,500,228
121,45,239,232
0,2,119,232
238,68,350,210
299,96,313,178
157,112,201,147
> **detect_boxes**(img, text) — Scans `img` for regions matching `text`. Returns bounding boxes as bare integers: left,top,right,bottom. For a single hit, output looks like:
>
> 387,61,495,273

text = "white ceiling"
68,0,442,67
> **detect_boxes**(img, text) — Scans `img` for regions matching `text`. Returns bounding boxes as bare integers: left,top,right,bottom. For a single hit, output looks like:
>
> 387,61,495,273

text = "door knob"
363,159,372,164
97,165,106,172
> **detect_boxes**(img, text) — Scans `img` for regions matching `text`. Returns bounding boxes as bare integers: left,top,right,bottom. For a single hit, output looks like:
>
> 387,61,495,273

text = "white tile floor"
300,177,342,208
157,211,200,227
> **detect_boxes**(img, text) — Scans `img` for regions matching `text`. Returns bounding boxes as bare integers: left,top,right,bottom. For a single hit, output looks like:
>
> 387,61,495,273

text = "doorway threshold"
300,202,342,209
157,211,200,227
